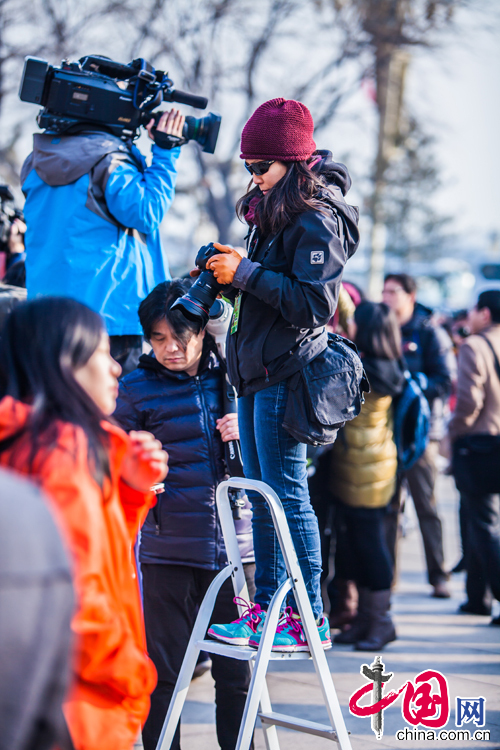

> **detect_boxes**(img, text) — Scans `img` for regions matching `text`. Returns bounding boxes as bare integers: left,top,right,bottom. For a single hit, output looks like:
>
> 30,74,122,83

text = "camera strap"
230,292,242,335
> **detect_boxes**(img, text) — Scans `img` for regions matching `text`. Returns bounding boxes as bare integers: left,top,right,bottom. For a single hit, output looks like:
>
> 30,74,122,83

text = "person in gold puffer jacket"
331,301,405,651
332,390,398,508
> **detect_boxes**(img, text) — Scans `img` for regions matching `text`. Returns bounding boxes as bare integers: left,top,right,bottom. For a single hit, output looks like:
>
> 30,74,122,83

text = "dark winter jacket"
114,339,254,569
226,151,360,397
401,303,456,438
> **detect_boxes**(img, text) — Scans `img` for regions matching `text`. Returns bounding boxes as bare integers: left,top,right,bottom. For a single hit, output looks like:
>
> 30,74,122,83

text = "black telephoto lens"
183,113,221,153
169,242,229,328
170,271,220,328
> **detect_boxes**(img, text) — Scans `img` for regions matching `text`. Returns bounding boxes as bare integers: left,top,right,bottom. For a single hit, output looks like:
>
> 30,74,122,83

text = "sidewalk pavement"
138,473,500,750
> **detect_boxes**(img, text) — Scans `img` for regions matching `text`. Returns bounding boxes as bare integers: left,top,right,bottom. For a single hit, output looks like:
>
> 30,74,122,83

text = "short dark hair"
139,279,202,345
477,290,500,323
384,273,417,295
354,301,402,360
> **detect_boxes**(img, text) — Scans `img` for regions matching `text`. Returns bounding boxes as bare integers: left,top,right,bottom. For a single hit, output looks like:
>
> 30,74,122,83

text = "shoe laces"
276,606,305,639
232,598,264,633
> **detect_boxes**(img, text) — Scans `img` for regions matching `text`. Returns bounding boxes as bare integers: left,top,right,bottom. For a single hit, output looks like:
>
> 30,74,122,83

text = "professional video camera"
0,186,24,255
171,242,230,328
19,55,221,152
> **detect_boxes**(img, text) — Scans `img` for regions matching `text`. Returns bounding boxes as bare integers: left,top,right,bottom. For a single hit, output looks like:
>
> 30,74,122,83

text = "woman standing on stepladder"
207,98,360,651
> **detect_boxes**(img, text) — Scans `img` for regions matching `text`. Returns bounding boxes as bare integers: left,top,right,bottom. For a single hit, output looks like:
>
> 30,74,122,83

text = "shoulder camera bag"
282,332,370,446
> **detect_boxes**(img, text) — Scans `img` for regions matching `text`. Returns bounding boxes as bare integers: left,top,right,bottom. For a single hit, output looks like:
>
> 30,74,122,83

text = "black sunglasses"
244,160,275,176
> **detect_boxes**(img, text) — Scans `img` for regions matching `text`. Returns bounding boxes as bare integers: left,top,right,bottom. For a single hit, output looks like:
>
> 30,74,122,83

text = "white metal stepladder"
155,477,352,750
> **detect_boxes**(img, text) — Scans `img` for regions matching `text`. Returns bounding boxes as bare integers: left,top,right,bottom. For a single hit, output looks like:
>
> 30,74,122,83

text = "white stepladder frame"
155,477,352,750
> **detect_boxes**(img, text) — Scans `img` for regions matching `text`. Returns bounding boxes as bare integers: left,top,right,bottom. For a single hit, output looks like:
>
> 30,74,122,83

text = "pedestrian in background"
331,302,405,650
449,290,500,623
309,280,364,629
0,297,169,750
383,273,455,598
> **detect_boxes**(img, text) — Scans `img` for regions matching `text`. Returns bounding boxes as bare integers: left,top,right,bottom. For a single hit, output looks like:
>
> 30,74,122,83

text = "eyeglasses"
244,160,275,176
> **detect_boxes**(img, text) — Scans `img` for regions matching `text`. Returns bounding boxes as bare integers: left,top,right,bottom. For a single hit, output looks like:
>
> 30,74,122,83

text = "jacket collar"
0,394,128,462
138,336,220,380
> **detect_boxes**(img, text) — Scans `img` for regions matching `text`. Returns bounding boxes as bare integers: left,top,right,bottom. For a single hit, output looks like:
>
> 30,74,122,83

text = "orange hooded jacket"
0,397,157,750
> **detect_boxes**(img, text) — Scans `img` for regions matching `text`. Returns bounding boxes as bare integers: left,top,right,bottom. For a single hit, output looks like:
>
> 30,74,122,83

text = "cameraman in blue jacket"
114,278,255,750
21,109,184,374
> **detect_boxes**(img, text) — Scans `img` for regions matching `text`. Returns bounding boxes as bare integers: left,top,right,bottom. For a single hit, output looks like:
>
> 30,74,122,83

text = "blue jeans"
238,380,323,619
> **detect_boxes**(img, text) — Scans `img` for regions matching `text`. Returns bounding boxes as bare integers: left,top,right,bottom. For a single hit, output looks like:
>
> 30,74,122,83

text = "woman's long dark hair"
354,302,402,360
0,297,111,486
236,159,327,234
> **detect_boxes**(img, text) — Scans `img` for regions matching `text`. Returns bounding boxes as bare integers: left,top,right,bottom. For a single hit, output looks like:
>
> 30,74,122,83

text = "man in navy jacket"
114,278,254,750
383,273,455,598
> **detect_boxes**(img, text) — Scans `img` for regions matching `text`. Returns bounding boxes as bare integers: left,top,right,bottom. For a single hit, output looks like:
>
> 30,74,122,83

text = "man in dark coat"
448,290,500,622
114,279,255,750
0,469,74,750
383,273,456,598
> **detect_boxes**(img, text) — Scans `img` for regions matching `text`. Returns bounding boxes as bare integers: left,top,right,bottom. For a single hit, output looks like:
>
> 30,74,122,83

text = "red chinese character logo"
349,658,450,739
402,670,449,727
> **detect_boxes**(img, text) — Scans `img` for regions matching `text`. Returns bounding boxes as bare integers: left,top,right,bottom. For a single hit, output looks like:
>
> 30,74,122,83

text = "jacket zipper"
195,375,220,563
154,494,161,535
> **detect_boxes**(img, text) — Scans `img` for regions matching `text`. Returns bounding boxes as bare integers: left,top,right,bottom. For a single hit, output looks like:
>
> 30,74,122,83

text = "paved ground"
138,473,500,750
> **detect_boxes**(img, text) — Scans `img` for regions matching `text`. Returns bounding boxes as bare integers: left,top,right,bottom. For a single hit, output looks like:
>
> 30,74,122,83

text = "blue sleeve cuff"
232,257,261,290
151,144,181,162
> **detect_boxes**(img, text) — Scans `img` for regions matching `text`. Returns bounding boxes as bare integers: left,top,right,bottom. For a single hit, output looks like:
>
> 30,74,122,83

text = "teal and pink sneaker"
208,598,266,646
249,606,332,652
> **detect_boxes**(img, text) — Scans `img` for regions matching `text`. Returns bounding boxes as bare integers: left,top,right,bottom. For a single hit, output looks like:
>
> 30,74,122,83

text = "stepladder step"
197,639,312,661
258,711,341,741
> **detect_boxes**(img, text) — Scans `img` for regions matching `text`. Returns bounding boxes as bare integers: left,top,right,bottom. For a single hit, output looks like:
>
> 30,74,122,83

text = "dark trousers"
309,486,354,609
386,441,447,586
109,334,143,377
142,562,256,750
462,492,500,612
339,504,393,591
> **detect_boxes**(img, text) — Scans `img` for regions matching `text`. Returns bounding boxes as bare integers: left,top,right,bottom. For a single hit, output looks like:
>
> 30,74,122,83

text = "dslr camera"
171,242,230,328
19,55,221,152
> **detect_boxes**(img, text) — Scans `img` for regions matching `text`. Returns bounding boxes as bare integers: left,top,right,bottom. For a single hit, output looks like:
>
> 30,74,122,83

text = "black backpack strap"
479,333,500,381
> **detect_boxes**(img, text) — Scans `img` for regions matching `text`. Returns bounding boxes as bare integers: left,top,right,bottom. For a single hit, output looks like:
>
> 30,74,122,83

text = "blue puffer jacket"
21,131,179,335
114,340,254,569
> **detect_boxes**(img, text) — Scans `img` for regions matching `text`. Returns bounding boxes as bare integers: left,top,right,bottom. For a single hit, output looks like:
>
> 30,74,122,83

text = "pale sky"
409,10,500,250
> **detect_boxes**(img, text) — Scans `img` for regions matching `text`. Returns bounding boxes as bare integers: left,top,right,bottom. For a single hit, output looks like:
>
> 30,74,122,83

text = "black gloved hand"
154,131,185,150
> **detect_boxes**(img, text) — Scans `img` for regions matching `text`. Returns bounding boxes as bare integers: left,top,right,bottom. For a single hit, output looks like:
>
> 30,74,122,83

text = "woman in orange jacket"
0,297,169,750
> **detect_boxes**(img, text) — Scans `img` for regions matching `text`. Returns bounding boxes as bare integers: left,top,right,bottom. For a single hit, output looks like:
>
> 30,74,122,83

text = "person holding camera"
21,108,184,375
205,98,360,651
114,279,255,750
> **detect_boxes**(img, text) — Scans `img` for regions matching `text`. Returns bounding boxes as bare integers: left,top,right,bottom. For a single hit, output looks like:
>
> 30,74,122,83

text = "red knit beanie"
240,98,316,162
